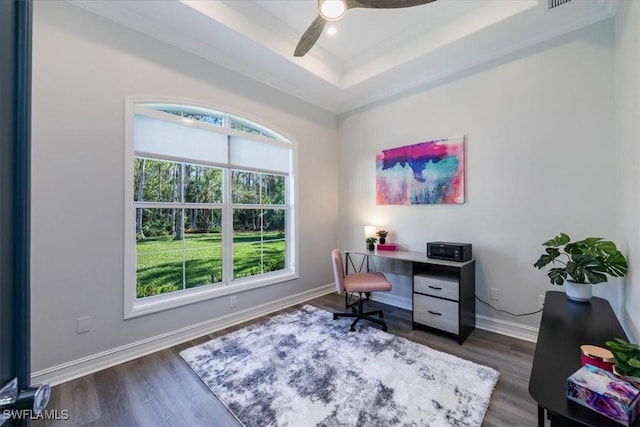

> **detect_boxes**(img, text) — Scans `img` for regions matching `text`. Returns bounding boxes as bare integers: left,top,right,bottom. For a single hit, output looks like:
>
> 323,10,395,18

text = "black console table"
529,291,638,427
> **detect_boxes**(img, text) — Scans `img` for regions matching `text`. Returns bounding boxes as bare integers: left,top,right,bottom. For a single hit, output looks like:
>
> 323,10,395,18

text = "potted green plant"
605,338,640,387
376,229,388,244
533,233,628,302
366,237,377,251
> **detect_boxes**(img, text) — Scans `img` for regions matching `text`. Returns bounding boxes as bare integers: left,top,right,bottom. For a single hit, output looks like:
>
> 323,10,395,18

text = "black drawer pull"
428,310,442,316
428,285,442,290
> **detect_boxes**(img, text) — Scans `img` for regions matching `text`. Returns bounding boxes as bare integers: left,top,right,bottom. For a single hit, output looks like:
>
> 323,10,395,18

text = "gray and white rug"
180,305,499,427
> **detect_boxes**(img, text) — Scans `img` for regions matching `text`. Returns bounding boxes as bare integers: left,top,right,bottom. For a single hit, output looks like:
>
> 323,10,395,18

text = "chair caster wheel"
382,325,388,332
350,326,356,332
333,313,338,320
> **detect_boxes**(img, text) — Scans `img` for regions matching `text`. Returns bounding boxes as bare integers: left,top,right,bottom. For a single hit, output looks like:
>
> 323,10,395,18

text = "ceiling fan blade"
294,15,327,57
346,0,436,9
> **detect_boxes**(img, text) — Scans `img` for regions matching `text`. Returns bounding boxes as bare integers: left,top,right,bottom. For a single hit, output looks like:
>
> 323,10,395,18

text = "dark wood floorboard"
35,293,539,426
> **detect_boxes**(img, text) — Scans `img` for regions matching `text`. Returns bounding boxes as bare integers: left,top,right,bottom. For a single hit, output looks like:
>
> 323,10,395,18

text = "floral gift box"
567,363,640,426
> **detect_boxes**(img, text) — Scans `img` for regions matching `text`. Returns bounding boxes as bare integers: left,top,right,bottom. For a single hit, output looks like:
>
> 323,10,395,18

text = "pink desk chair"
331,249,392,332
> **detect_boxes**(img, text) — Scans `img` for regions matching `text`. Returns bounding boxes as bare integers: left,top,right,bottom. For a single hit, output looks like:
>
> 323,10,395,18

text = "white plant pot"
565,281,592,302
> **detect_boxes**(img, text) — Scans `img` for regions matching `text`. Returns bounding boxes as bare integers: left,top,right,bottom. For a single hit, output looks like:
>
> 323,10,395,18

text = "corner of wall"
623,308,640,343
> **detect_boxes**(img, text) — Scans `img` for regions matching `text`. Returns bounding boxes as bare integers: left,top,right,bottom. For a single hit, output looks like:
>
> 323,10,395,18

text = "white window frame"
124,97,298,319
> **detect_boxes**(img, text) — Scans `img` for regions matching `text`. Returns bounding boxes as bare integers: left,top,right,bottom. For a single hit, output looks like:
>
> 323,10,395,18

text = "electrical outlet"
490,288,500,301
77,316,90,334
539,295,545,309
230,295,237,308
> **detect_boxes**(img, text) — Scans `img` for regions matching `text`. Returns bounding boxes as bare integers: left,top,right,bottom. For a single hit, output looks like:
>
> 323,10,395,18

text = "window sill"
124,270,298,319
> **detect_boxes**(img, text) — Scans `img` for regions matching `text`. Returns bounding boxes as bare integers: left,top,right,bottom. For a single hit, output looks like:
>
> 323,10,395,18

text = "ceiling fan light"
319,0,347,21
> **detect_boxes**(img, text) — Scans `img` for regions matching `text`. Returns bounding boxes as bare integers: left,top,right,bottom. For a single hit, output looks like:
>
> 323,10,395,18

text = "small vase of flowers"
376,229,388,245
366,237,377,251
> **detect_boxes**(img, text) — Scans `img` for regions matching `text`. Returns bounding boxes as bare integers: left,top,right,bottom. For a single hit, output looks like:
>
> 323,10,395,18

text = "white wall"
30,2,339,377
615,1,640,343
30,1,640,381
338,19,621,337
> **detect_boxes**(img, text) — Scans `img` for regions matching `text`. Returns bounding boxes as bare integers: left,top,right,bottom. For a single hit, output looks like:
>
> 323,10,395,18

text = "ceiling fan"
294,0,438,57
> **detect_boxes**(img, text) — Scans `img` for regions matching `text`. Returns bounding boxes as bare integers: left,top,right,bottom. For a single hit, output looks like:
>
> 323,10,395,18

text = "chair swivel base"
333,295,388,332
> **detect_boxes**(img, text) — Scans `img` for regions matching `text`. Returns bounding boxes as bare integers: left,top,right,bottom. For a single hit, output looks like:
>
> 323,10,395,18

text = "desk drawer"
413,294,459,334
414,273,459,301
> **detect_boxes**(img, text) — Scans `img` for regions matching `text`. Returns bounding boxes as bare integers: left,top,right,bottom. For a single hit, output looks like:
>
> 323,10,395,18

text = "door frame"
0,0,32,413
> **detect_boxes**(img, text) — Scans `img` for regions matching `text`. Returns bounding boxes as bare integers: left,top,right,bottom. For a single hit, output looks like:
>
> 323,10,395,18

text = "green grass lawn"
136,231,285,298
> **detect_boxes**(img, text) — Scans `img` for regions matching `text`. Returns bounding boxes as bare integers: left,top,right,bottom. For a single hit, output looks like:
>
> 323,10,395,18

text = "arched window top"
141,103,288,142
133,103,292,175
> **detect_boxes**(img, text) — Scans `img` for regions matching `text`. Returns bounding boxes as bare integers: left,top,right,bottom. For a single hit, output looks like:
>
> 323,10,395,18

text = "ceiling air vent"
549,0,571,9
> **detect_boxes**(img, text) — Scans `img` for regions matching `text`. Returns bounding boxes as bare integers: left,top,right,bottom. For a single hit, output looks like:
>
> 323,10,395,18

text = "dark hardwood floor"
35,293,539,426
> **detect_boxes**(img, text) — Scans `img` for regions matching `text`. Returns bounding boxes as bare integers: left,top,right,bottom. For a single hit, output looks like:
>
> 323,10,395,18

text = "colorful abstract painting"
376,136,465,205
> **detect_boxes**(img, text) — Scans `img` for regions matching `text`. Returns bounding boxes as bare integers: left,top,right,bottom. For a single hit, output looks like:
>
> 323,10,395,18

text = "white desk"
345,249,476,344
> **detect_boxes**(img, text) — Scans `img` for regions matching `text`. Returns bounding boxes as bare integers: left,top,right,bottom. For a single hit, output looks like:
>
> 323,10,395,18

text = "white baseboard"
31,284,335,387
370,293,412,311
370,296,538,342
475,314,539,343
33,284,540,387
372,295,539,343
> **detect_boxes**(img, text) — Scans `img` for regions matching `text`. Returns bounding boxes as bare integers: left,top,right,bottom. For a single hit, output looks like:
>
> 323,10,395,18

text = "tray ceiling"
69,0,618,114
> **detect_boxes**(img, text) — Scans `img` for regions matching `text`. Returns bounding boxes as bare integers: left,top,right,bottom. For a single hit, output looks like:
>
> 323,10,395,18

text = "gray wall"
615,1,640,341
338,19,625,336
30,1,640,380
30,1,339,374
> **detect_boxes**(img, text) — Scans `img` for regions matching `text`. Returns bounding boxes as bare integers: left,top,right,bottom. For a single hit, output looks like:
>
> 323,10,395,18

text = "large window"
124,99,297,318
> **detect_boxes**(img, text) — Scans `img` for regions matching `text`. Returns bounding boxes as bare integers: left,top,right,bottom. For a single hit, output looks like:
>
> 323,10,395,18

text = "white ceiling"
69,0,618,114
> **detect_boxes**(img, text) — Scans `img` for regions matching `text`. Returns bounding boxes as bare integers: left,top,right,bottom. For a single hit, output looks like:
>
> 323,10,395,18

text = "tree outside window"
128,103,294,308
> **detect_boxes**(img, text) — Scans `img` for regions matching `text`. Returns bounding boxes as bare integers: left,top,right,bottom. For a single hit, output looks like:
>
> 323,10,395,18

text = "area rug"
180,305,499,426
